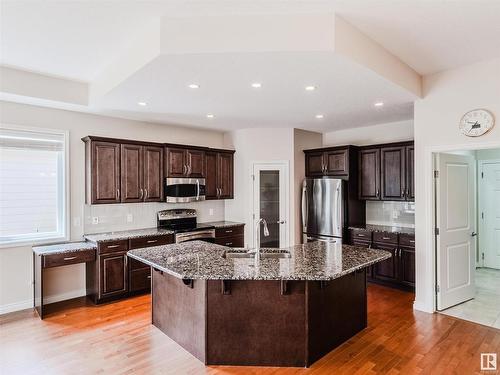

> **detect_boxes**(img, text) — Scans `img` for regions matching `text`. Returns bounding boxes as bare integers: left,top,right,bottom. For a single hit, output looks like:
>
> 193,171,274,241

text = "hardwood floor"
1,284,499,374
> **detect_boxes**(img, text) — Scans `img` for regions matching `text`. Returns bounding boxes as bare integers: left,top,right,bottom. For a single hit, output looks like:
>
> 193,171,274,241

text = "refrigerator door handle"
302,184,308,231
336,186,341,232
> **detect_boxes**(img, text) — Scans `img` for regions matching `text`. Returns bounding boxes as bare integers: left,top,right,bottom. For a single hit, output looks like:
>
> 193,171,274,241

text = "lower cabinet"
215,225,245,247
348,229,415,291
86,234,174,303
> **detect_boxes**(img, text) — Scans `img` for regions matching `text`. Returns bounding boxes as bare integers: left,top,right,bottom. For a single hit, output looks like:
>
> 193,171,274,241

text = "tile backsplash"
84,201,225,234
366,201,415,228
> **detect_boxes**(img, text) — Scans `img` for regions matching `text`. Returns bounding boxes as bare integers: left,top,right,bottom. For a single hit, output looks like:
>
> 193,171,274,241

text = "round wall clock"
459,109,495,137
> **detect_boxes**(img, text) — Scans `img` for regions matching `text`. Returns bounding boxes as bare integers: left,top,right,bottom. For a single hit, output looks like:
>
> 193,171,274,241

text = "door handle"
471,232,477,237
276,220,286,224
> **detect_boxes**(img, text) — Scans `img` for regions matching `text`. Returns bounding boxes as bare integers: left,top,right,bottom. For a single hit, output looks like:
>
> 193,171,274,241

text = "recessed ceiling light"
315,114,324,119
251,82,262,88
137,101,147,106
374,101,384,107
305,85,316,91
206,113,215,119
188,84,200,89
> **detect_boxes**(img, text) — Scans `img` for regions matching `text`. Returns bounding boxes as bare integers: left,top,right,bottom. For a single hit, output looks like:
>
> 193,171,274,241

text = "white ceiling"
98,52,415,132
2,0,499,80
1,1,499,132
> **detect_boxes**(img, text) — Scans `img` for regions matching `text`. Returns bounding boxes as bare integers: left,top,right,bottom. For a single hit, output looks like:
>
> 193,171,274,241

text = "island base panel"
151,269,367,367
152,269,206,362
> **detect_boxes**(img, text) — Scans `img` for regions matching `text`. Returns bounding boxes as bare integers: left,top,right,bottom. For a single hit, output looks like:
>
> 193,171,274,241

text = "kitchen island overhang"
128,241,391,367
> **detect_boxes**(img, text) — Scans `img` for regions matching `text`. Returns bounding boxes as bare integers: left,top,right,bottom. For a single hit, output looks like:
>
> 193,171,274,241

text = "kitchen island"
128,241,391,367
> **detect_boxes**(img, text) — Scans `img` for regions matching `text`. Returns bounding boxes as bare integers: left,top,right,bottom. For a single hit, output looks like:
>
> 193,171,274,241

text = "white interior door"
436,153,476,310
252,162,289,248
480,161,500,269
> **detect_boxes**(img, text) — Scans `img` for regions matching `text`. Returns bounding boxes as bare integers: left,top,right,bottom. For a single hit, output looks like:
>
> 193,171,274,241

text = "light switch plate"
126,214,133,223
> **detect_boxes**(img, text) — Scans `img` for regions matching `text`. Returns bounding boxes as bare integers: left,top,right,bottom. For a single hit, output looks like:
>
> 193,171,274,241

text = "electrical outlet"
126,214,133,223
92,217,99,225
209,208,214,216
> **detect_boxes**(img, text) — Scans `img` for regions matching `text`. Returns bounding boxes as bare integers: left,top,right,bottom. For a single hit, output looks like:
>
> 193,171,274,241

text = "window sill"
0,235,70,249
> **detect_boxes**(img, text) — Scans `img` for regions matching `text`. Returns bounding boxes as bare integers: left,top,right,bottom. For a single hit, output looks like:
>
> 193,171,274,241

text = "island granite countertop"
127,240,391,281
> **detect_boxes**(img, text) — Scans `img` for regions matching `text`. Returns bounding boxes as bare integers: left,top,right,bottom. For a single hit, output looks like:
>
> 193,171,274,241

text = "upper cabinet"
83,136,234,204
165,146,205,178
304,146,357,179
206,150,234,200
358,141,414,201
84,137,164,204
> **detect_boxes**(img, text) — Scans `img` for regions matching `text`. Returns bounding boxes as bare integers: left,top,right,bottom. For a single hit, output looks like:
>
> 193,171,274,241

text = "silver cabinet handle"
376,189,380,197
382,237,391,240
183,165,187,175
63,256,77,261
226,242,233,246
225,230,233,233
358,234,365,237
146,240,158,244
196,179,200,201
409,240,415,243
140,188,143,199
107,244,119,249
147,275,151,279
116,189,120,200
188,164,191,175
144,188,148,200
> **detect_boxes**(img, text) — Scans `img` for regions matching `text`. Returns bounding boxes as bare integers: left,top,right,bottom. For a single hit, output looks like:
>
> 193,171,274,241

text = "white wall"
223,128,295,247
414,58,500,313
0,100,225,314
322,119,413,146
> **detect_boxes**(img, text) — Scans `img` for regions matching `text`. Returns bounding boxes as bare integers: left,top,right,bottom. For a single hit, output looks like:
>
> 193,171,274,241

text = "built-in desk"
33,242,97,319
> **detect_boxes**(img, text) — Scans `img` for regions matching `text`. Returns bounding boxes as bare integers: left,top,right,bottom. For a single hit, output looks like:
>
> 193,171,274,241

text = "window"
0,127,68,245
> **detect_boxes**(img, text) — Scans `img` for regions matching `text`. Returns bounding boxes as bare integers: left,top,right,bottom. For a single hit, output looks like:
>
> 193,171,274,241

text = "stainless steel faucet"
254,218,270,261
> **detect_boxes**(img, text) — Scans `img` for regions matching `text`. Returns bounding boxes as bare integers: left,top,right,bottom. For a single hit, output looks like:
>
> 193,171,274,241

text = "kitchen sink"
223,250,291,259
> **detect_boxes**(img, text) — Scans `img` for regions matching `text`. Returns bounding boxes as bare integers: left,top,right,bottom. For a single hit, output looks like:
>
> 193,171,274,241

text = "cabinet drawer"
129,235,173,250
43,249,96,268
98,240,129,254
351,239,371,248
215,225,244,238
129,267,151,293
350,229,372,241
129,257,150,271
399,233,415,247
373,231,398,244
215,235,244,248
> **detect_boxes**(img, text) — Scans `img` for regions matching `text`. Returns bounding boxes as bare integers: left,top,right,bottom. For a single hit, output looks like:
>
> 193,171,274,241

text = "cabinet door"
305,152,325,177
166,147,187,177
399,246,415,288
143,145,163,202
324,149,348,176
205,151,218,199
380,146,406,201
406,145,415,201
100,252,128,298
92,141,121,204
218,152,234,199
120,144,143,203
372,242,398,283
186,149,205,177
358,148,380,200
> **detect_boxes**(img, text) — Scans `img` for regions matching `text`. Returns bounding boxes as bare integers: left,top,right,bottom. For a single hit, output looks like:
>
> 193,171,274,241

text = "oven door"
165,178,206,203
175,229,215,244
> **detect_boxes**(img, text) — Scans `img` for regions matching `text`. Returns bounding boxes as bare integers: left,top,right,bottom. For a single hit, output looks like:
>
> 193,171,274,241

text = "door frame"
478,159,500,269
420,141,500,314
251,160,290,249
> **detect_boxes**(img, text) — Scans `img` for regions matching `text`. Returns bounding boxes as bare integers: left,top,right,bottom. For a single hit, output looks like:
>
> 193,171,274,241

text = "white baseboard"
0,288,86,315
413,299,434,314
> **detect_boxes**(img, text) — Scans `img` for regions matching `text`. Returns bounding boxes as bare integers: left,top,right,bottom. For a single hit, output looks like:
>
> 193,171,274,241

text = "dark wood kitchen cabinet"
358,141,414,201
358,148,380,200
84,137,163,204
87,140,121,204
371,241,399,284
380,146,406,201
206,150,234,200
305,146,356,178
100,251,128,298
165,146,205,178
215,224,244,247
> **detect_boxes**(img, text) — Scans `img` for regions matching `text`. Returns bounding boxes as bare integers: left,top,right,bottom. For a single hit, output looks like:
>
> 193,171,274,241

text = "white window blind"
0,127,67,245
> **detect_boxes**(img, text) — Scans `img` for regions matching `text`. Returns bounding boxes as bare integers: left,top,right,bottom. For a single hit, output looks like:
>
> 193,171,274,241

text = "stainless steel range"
157,209,215,243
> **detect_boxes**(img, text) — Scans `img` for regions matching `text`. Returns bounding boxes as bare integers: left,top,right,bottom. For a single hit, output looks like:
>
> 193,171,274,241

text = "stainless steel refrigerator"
302,178,344,244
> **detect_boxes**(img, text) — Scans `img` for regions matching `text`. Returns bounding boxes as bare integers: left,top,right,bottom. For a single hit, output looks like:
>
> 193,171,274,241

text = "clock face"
459,109,495,137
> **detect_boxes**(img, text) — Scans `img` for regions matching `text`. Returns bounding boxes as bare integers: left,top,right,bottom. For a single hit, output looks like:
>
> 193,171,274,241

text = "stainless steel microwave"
165,178,206,203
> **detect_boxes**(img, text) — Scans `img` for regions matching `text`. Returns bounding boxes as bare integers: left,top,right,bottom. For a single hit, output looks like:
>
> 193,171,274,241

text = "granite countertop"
84,228,175,243
127,240,391,281
201,221,245,228
349,224,415,235
33,241,97,255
